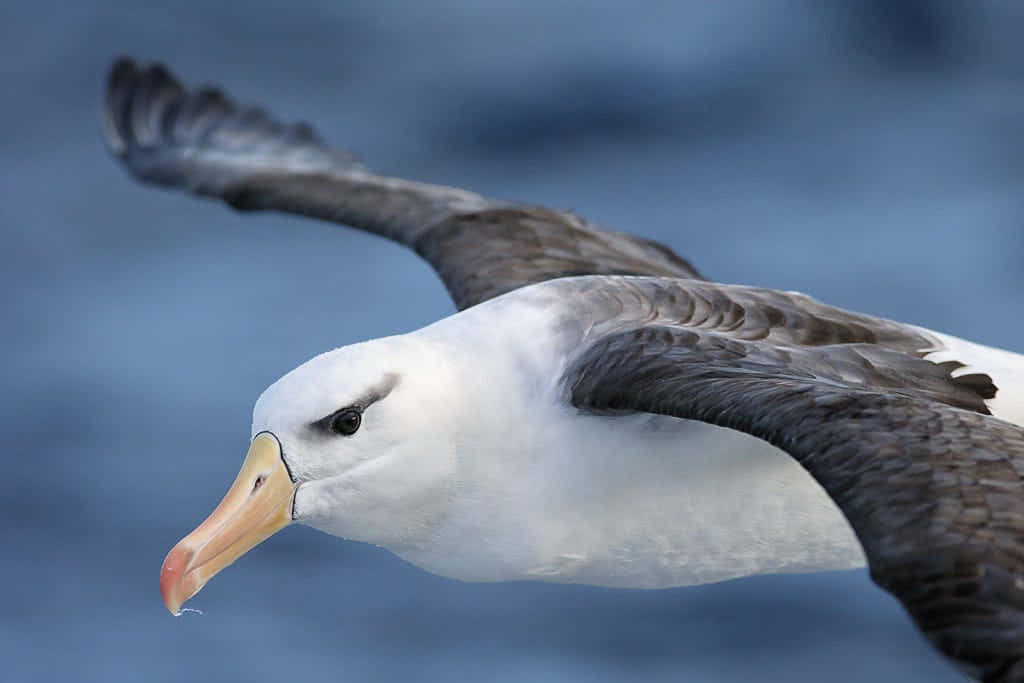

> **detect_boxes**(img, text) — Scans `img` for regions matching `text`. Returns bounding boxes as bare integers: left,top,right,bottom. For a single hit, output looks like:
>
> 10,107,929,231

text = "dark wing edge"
102,58,481,245
102,58,704,310
566,323,1024,682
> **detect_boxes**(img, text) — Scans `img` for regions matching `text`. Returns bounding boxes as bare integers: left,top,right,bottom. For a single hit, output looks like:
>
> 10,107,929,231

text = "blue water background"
4,2,1024,681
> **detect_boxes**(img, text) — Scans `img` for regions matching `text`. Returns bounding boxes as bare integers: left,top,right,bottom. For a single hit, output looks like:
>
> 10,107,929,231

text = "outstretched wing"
102,58,703,310
562,278,1024,682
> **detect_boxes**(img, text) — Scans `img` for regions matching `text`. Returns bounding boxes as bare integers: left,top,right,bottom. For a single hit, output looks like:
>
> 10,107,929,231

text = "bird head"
158,334,458,615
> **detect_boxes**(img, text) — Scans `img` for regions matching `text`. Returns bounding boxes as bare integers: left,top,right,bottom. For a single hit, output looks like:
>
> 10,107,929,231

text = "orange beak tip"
160,544,194,616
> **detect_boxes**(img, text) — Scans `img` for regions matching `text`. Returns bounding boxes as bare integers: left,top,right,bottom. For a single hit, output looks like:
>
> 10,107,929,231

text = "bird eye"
329,408,362,436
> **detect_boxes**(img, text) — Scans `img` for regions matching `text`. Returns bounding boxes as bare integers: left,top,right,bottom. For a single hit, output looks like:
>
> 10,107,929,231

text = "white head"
254,335,458,545
159,333,460,614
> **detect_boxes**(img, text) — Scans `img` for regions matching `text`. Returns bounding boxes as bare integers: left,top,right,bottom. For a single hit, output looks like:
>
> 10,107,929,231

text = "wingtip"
100,56,347,192
101,57,191,158
108,56,139,88
102,57,141,155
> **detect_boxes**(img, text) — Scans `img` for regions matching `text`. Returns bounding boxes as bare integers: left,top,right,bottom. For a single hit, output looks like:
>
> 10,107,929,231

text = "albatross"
104,58,1024,682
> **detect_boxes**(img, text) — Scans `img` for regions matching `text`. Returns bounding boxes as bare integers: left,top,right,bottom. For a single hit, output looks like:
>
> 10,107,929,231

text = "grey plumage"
103,58,1024,681
548,276,996,415
103,58,703,310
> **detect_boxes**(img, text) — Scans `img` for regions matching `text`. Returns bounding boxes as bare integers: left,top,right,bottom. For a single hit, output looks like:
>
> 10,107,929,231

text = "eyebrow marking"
311,372,402,429
355,372,401,409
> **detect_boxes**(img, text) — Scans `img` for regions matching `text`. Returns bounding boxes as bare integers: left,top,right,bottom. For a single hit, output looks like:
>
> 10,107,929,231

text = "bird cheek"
288,475,354,536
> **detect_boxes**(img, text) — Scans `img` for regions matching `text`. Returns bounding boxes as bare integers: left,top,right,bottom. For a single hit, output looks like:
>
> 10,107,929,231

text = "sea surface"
4,1,1024,681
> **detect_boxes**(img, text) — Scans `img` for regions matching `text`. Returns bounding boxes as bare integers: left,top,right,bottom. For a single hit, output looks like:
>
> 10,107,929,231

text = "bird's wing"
102,58,703,310
560,276,1023,682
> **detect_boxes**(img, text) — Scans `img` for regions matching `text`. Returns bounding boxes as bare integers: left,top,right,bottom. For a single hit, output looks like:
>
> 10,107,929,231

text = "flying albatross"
104,58,1024,682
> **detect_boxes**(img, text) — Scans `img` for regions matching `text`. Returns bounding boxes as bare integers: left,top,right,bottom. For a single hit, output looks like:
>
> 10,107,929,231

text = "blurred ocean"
3,1,1023,681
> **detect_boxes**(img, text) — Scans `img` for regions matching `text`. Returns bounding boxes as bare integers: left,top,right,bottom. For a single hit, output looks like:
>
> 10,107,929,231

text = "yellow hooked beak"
159,432,296,615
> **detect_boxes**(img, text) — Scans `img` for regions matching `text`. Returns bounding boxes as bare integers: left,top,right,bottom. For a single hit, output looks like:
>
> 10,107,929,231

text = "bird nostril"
251,475,265,494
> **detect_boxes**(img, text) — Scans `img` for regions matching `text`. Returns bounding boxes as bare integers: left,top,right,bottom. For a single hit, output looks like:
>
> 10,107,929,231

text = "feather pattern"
103,58,702,310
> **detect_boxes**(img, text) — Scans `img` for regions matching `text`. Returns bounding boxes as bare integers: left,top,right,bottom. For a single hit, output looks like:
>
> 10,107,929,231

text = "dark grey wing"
555,276,997,413
102,58,703,310
564,310,1024,681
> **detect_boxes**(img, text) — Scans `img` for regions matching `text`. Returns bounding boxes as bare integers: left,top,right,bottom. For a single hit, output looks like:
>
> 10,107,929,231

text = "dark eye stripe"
310,374,400,434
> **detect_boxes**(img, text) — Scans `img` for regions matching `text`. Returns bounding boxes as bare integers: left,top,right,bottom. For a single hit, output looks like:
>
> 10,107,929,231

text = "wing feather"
561,278,1024,681
103,58,703,309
